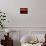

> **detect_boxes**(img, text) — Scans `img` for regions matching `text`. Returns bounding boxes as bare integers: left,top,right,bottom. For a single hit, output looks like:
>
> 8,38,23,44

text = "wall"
0,0,46,27
0,0,46,46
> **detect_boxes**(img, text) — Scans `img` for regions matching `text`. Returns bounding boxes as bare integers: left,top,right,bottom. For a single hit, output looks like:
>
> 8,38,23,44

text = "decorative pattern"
0,10,6,28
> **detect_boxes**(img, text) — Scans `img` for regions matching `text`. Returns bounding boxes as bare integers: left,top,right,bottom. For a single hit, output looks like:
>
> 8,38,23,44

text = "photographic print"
20,8,28,14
